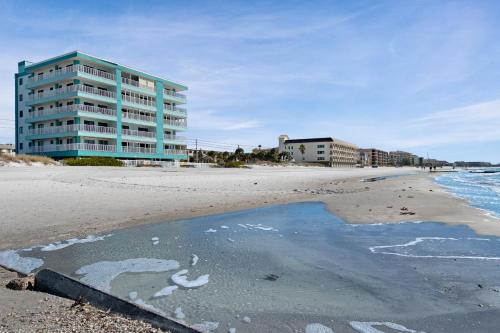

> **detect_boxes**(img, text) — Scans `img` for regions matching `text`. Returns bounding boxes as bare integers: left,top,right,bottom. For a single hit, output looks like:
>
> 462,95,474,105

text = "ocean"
435,168,500,218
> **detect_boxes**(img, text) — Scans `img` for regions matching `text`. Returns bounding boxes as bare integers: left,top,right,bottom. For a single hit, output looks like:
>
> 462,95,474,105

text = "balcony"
164,89,187,102
121,77,155,92
27,64,115,87
121,129,156,138
27,104,116,120
122,146,157,154
164,134,187,142
30,143,116,153
164,105,187,116
164,149,187,156
121,94,156,108
27,124,117,137
122,112,156,123
27,84,116,104
164,119,187,128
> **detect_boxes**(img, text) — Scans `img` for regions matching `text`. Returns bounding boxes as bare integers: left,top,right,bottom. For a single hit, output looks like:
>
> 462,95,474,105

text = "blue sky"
0,0,499,162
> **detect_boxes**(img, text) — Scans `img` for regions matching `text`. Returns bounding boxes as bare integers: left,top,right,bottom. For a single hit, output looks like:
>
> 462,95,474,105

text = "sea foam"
40,234,112,252
349,321,423,333
0,250,44,274
305,323,334,333
171,269,209,288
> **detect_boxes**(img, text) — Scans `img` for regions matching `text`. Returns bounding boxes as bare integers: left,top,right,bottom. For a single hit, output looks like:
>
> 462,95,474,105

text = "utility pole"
195,139,198,163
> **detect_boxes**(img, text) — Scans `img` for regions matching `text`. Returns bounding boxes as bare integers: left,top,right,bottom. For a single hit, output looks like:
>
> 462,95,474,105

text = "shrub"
223,160,246,168
63,157,123,167
0,154,56,165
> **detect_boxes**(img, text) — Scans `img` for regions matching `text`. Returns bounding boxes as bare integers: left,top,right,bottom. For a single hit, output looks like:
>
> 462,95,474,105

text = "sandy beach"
0,165,498,332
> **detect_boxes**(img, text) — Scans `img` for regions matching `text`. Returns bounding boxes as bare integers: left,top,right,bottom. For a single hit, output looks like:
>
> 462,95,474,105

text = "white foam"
205,228,217,233
369,237,500,260
40,234,112,251
134,298,167,317
237,224,248,229
75,258,180,292
221,225,230,229
349,321,423,333
128,291,138,300
153,241,159,245
242,316,251,323
191,254,199,266
174,307,185,319
228,328,236,333
192,321,219,332
245,223,278,231
0,250,44,274
227,238,235,242
153,285,178,298
151,237,159,241
171,269,209,288
305,323,334,333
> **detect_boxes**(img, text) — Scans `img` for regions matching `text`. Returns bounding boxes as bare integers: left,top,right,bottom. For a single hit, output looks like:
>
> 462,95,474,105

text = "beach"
0,165,498,332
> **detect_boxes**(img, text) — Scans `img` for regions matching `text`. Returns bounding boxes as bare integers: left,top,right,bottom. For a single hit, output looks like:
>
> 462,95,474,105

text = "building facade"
359,148,389,167
389,150,414,166
278,135,358,167
0,144,15,156
15,51,187,160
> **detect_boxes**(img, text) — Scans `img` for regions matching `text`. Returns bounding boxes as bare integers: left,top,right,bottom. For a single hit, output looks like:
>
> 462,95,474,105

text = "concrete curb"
35,269,200,333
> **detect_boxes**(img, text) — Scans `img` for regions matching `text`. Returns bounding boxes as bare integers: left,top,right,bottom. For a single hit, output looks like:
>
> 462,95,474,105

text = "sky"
0,0,499,163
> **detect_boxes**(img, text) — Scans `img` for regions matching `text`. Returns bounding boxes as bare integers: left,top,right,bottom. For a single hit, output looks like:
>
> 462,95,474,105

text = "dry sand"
0,164,498,332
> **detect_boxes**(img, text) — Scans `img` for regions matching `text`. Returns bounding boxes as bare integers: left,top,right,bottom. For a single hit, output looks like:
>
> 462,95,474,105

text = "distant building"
389,150,414,166
278,135,358,167
359,148,389,167
0,144,15,156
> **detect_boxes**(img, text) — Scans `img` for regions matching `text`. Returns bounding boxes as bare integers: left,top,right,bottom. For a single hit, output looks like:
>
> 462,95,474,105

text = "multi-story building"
359,148,389,167
0,144,15,156
389,150,414,166
15,51,188,160
278,135,358,167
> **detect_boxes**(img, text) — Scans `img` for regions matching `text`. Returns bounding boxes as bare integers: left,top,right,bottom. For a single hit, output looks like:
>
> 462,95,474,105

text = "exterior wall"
15,52,188,161
359,148,389,166
389,151,414,166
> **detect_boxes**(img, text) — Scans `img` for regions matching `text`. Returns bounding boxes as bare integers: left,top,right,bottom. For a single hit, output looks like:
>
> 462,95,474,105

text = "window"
19,78,23,85
67,138,73,144
19,127,23,134
84,120,95,126
19,94,23,102
67,120,74,125
317,157,325,161
19,143,23,150
317,151,325,155
28,142,32,147
317,144,325,148
19,110,23,118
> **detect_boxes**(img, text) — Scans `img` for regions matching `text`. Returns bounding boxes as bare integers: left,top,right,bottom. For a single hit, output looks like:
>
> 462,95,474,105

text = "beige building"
278,135,358,167
0,144,15,156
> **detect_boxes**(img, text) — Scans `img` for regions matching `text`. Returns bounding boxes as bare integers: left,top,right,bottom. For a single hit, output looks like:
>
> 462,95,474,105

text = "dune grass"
63,156,124,167
0,154,56,165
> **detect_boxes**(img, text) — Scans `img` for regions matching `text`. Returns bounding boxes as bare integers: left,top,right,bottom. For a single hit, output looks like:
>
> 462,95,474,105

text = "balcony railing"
164,149,187,155
164,134,187,141
27,64,115,83
122,129,156,138
164,90,186,100
164,119,187,128
164,105,187,115
28,124,116,136
30,143,116,153
122,112,156,123
28,104,116,118
122,146,157,154
121,77,155,91
27,84,116,102
121,94,156,107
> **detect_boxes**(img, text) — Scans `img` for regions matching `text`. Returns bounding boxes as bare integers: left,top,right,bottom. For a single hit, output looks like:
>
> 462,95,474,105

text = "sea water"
1,202,500,333
435,168,500,218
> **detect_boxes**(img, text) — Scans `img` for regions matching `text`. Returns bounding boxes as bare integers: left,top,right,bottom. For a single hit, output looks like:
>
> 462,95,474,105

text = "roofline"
21,50,187,91
284,137,358,147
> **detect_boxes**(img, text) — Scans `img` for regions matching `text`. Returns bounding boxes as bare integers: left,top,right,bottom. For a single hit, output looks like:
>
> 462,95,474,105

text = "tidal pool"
1,202,500,332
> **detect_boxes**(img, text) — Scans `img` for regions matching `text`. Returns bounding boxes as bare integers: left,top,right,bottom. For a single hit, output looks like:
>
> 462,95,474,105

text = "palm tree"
299,144,306,161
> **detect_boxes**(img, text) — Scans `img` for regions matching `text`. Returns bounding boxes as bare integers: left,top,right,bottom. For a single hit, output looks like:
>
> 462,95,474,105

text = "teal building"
15,51,187,160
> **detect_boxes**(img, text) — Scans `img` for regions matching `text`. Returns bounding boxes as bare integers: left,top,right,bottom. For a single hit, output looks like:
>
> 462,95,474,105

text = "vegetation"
299,144,306,160
63,156,124,167
222,160,247,168
190,147,293,166
0,154,56,165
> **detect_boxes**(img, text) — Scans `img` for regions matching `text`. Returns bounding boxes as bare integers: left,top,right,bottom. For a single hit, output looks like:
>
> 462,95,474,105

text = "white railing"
164,134,187,141
27,84,116,102
30,143,116,153
122,129,156,138
27,64,115,83
28,104,116,118
122,146,157,154
164,105,187,114
121,77,155,91
164,119,187,128
122,112,156,123
164,149,187,155
28,124,116,136
121,93,156,107
164,90,186,100
122,160,181,168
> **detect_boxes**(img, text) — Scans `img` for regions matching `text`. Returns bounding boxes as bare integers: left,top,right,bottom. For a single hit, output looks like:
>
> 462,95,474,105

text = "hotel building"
388,150,414,166
278,135,358,167
359,148,389,167
15,51,187,160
